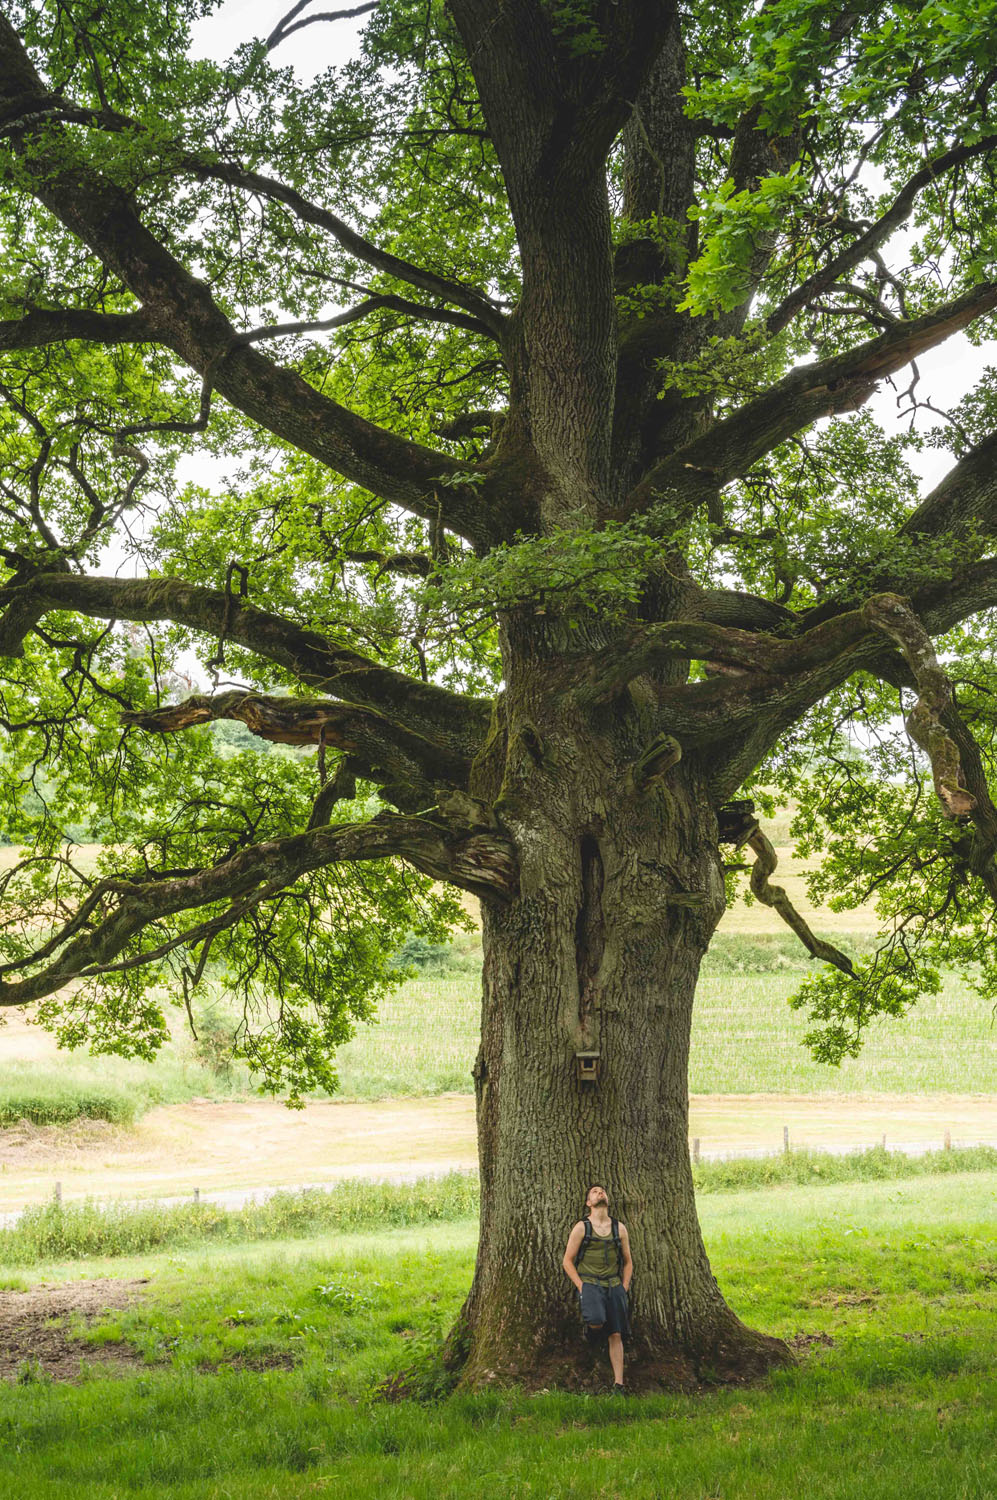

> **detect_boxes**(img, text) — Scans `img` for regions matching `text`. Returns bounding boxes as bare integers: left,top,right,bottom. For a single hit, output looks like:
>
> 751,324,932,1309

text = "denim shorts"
579,1280,630,1343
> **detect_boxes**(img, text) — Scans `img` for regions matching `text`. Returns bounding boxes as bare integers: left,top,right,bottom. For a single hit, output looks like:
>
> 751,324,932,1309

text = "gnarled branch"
121,688,470,793
746,826,855,975
0,810,518,1009
0,571,491,763
862,593,976,819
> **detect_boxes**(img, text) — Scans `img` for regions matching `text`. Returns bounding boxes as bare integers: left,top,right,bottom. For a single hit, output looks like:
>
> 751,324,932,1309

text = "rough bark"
445,621,790,1390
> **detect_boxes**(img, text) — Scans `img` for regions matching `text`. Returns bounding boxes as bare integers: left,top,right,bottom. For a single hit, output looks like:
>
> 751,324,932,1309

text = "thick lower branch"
2,571,490,764
0,812,518,1009
623,282,997,519
0,305,158,350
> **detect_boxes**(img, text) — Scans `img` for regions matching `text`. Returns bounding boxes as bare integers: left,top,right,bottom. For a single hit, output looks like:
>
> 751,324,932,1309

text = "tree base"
449,1320,794,1395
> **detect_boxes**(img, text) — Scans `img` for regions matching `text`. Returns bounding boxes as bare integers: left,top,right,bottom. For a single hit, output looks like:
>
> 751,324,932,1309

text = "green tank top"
576,1224,621,1287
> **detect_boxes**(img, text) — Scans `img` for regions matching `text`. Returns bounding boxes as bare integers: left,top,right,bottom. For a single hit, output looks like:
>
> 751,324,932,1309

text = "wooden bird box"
576,1050,601,1085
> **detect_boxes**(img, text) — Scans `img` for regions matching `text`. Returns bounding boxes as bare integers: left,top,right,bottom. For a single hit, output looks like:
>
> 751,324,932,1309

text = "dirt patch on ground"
0,1117,126,1168
0,1278,149,1383
787,1331,836,1353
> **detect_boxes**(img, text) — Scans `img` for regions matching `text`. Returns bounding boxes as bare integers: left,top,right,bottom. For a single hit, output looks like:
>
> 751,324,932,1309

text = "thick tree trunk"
447,632,791,1391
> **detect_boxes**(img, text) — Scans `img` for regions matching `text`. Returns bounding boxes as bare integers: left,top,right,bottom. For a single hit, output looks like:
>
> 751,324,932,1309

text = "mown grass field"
0,1168,995,1498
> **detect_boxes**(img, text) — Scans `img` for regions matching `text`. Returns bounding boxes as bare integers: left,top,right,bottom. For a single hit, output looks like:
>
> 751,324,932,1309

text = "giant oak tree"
1,0,997,1388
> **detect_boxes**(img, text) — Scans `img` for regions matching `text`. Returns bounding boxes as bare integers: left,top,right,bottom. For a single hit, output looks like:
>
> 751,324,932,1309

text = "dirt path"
1,1091,994,1215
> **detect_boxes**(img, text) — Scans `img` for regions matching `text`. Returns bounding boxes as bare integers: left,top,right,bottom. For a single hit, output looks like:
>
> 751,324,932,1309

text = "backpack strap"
611,1217,623,1278
574,1217,593,1267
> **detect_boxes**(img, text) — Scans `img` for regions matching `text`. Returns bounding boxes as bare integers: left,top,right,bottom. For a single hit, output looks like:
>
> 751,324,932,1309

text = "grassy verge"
2,1147,996,1269
0,1047,250,1127
0,1173,480,1266
0,1172,995,1497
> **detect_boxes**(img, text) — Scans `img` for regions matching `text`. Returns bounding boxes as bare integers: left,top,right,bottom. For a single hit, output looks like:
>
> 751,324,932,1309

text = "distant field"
330,968,997,1099
1,818,993,1118
2,961,994,1119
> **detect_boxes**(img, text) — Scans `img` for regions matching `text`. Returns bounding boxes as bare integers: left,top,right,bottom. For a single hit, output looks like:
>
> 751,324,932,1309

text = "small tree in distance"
1,0,996,1388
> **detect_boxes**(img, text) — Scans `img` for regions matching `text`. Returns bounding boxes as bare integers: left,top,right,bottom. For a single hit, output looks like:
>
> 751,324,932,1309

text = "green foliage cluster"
680,167,807,316
681,0,997,319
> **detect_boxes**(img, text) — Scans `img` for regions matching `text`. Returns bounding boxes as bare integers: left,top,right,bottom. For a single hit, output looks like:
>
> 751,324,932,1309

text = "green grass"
691,970,997,1093
0,1172,480,1266
1,1173,996,1496
2,1149,995,1270
331,967,997,1099
0,1041,251,1128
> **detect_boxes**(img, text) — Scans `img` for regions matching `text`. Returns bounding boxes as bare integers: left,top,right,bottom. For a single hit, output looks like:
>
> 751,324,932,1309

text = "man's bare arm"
562,1222,585,1292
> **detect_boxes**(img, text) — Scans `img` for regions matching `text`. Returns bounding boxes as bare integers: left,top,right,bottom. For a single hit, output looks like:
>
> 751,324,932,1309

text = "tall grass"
0,1173,480,1266
2,1149,996,1268
0,1068,141,1127
0,1048,248,1127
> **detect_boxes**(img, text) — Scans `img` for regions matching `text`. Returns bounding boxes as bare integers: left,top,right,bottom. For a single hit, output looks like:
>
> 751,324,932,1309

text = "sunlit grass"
0,1172,995,1497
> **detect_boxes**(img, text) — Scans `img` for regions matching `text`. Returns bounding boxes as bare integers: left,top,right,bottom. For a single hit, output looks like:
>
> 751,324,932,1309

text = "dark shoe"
611,1383,626,1396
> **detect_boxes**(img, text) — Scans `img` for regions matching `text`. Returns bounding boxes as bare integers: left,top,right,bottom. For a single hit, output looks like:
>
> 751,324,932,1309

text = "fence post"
944,1129,952,1151
54,1181,62,1206
194,1187,200,1205
783,1125,789,1154
881,1134,886,1150
692,1138,700,1164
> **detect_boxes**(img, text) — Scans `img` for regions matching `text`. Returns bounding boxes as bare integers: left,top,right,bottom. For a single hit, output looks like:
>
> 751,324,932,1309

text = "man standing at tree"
563,1185,633,1393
